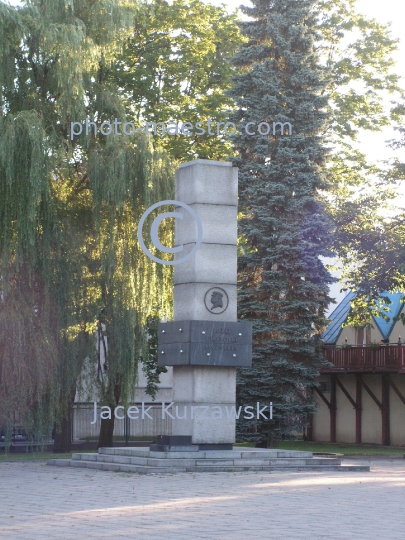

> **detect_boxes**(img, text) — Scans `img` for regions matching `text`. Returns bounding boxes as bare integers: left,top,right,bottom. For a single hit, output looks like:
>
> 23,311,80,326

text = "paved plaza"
0,458,404,540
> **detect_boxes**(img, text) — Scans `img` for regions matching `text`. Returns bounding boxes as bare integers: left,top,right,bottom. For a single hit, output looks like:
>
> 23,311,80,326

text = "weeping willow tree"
0,0,174,450
0,110,58,445
88,135,174,447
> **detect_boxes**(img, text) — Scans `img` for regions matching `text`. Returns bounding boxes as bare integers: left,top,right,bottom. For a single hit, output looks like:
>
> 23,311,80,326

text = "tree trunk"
98,377,122,448
53,415,72,453
53,386,76,453
98,414,115,448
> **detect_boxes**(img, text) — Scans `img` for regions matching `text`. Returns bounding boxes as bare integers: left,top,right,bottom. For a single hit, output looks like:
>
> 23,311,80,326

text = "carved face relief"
204,287,229,314
210,291,223,309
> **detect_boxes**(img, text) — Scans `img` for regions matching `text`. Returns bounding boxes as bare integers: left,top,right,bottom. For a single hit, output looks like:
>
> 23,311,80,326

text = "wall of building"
333,304,405,347
312,374,405,446
387,315,405,344
135,366,173,403
312,375,331,442
361,374,383,443
390,374,405,446
335,375,357,443
335,325,383,346
76,363,174,404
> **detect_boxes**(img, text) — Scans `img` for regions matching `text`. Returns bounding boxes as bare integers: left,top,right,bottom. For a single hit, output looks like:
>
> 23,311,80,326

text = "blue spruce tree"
230,0,334,445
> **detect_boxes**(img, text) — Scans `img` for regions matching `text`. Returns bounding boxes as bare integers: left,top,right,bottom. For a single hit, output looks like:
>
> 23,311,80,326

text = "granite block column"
172,159,238,445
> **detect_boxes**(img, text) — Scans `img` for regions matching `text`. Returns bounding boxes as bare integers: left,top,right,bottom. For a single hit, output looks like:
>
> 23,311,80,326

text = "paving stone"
2,459,403,540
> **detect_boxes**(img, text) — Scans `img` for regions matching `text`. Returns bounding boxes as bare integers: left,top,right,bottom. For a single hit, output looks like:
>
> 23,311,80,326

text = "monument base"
151,436,233,452
170,365,237,445
48,447,371,474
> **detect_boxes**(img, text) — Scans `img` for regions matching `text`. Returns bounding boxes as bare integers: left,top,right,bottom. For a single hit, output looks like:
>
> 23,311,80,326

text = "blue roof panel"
322,291,355,344
371,293,404,339
322,291,405,344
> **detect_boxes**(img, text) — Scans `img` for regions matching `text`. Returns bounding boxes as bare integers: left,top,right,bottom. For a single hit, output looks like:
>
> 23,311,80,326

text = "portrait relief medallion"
204,287,229,314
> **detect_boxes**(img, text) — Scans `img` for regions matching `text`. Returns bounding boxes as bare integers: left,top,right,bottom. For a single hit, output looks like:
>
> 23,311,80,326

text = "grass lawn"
236,441,405,456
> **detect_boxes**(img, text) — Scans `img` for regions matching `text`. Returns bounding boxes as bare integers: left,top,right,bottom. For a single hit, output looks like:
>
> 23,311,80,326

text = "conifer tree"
229,0,334,444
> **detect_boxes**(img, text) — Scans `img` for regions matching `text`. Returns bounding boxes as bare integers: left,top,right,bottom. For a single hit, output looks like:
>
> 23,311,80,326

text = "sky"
5,0,405,313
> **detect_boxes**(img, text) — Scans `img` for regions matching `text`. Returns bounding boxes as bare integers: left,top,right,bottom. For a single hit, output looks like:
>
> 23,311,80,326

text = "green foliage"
315,1,404,321
316,0,400,140
229,0,334,444
2,0,401,444
0,0,174,439
330,97,405,322
140,315,168,401
230,0,403,441
0,111,51,267
229,0,403,442
0,0,245,441
113,0,243,161
87,133,174,408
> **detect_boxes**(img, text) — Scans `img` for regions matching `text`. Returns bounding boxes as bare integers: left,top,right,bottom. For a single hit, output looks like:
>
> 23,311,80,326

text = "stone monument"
156,159,252,451
48,159,370,473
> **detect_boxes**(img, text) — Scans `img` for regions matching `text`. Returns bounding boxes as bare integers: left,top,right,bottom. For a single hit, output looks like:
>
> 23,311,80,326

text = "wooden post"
382,375,390,446
330,374,337,443
306,413,313,441
386,375,405,406
355,374,362,444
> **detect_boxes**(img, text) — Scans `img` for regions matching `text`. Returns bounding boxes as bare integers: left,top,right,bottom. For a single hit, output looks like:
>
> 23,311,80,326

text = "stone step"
48,459,185,474
48,446,370,474
71,452,342,468
98,447,314,459
48,458,370,474
73,453,197,467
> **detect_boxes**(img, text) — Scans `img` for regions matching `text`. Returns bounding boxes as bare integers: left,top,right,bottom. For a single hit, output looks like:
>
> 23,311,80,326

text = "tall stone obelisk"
158,159,251,449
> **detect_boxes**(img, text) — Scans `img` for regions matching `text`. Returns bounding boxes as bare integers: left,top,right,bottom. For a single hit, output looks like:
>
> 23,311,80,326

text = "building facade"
311,292,405,446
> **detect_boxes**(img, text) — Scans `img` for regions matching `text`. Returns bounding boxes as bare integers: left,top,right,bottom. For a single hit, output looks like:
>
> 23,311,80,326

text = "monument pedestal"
49,447,370,474
158,159,250,449
170,365,236,446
